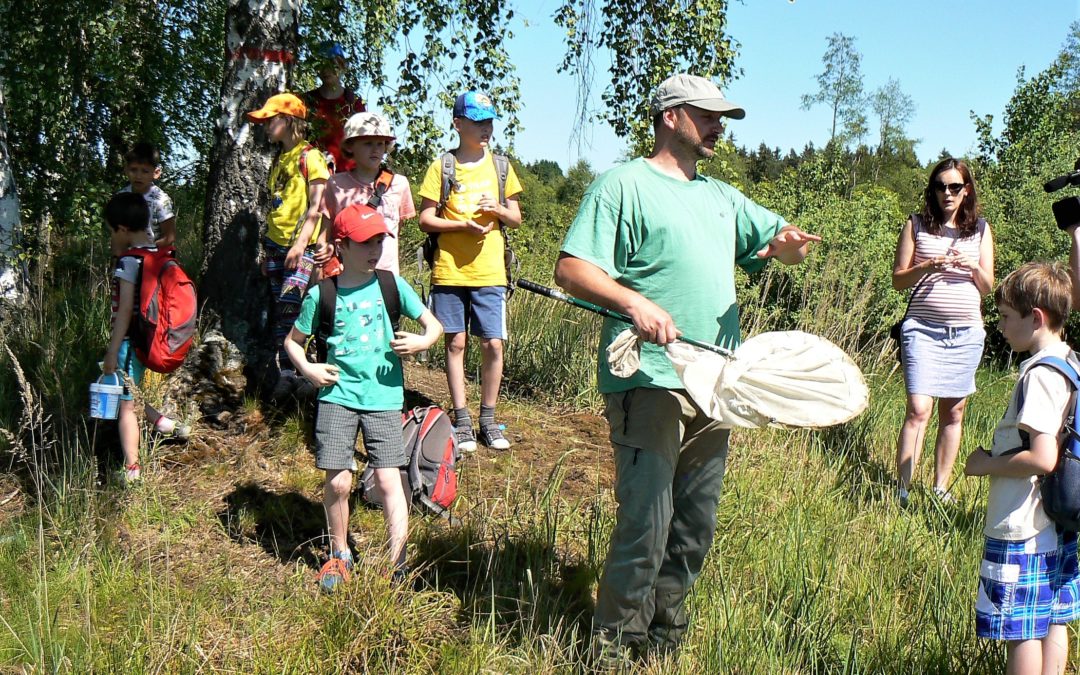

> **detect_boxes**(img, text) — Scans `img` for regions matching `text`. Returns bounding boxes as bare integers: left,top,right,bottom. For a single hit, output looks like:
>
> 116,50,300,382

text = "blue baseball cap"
453,91,500,121
316,41,346,61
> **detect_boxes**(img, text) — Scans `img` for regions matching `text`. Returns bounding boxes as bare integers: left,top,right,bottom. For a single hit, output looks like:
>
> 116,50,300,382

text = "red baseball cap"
333,203,392,243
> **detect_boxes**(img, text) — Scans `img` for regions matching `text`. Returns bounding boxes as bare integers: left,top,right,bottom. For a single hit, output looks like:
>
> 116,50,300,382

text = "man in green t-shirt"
555,73,820,663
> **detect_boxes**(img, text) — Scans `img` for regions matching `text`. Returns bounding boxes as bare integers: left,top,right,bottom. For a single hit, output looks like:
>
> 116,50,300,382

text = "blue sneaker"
316,551,353,594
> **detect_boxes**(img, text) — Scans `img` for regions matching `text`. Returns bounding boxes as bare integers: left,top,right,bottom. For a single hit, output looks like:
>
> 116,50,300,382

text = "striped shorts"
314,402,405,470
975,532,1080,641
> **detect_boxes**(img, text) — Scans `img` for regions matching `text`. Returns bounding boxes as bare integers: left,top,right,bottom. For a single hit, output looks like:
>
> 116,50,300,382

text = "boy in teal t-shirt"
284,203,442,593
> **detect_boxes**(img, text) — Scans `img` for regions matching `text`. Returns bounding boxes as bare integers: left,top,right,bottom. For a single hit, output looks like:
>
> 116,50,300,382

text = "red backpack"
122,246,198,373
361,406,462,524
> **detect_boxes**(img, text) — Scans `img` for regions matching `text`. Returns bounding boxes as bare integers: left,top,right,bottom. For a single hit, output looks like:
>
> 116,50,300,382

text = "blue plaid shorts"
975,531,1080,640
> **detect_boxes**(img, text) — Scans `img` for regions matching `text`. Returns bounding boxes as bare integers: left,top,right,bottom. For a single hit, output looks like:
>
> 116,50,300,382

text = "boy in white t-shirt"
117,142,176,247
964,261,1080,673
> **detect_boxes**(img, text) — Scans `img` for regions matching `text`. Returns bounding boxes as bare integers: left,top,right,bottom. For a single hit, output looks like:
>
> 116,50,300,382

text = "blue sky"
504,0,1080,172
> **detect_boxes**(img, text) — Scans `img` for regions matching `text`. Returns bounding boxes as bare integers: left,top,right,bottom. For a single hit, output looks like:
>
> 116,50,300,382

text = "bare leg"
323,469,352,555
896,393,933,490
479,338,504,408
1043,625,1069,675
1007,638,1043,675
118,399,140,468
445,332,468,410
933,397,968,492
374,467,409,568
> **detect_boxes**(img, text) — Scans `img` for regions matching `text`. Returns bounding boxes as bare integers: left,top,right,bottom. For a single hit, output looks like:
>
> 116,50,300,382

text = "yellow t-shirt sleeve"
504,163,523,200
304,147,330,182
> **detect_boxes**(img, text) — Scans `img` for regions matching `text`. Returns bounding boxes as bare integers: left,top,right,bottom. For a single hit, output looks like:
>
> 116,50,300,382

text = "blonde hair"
995,261,1072,330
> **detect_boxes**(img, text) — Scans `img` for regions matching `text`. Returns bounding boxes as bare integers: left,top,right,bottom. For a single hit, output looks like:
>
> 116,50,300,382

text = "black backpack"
312,269,400,363
421,151,519,296
1005,356,1080,531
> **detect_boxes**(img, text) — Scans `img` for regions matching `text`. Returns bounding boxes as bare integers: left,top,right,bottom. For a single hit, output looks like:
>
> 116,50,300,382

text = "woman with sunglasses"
892,158,994,506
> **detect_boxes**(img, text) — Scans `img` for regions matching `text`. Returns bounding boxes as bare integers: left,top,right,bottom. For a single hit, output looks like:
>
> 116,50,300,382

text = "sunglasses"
933,181,965,195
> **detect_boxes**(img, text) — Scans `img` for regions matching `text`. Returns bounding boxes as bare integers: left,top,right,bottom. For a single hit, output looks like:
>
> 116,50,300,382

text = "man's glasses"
933,181,965,195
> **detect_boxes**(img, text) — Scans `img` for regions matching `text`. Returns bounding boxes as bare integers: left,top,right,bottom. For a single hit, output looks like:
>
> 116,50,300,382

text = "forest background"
2,0,1080,672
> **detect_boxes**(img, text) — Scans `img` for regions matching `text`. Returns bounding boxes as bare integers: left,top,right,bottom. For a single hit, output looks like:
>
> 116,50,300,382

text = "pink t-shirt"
321,171,416,275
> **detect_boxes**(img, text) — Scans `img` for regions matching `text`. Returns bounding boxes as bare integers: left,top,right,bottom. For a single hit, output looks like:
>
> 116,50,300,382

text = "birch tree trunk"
0,82,24,305
201,0,299,385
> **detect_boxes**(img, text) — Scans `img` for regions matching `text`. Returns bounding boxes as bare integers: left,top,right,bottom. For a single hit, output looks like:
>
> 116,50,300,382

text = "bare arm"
554,253,679,345
390,307,444,356
283,326,339,387
477,194,522,229
418,198,487,234
286,179,328,269
964,430,1058,478
892,218,942,290
103,279,135,374
155,217,177,247
969,223,995,295
1070,225,1080,309
754,224,821,264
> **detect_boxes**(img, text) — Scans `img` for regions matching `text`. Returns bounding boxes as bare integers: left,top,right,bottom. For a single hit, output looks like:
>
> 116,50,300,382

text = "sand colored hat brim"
650,73,745,119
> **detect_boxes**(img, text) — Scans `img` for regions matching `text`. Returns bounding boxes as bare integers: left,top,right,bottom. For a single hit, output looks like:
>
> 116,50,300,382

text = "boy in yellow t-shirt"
418,91,522,451
246,93,331,400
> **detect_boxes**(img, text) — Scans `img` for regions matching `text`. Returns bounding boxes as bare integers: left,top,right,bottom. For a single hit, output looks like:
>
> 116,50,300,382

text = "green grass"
0,229,1051,673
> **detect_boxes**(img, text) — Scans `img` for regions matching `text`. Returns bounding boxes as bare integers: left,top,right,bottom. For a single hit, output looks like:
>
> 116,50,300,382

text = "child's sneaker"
932,486,957,504
478,423,510,450
316,551,353,594
454,426,478,453
122,463,142,487
896,486,910,508
154,416,191,441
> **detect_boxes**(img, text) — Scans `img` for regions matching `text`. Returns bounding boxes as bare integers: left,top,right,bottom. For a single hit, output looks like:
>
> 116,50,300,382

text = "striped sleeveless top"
907,215,986,326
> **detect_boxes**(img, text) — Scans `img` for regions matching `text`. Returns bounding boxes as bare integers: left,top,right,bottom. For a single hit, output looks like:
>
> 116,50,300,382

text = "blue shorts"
430,285,507,339
117,339,146,402
975,532,1080,641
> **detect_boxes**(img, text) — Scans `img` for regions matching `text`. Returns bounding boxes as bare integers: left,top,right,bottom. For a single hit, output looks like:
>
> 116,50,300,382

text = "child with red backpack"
320,112,415,275
102,193,193,485
246,93,331,400
284,203,442,593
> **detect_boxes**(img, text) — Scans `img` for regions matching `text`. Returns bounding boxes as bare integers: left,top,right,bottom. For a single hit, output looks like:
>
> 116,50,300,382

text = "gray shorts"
314,402,406,470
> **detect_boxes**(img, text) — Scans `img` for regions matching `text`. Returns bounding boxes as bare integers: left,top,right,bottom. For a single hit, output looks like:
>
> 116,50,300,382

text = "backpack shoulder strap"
492,154,510,207
314,276,338,364
1008,356,1080,453
298,143,316,182
436,152,456,217
375,269,401,334
366,167,396,208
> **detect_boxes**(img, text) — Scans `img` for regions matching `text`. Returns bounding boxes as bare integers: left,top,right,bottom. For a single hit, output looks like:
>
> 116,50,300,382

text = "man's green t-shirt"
294,275,426,410
560,158,787,393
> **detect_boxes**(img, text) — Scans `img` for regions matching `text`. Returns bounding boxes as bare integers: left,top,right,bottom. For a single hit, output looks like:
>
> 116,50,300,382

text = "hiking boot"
589,634,636,672
454,426,478,453
271,369,298,402
317,551,353,595
478,423,510,450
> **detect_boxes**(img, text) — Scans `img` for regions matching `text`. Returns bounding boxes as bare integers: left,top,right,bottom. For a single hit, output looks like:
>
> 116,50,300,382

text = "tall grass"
0,226,1037,672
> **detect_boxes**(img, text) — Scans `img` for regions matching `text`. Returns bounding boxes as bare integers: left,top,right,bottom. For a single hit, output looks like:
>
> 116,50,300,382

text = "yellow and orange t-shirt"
266,141,330,247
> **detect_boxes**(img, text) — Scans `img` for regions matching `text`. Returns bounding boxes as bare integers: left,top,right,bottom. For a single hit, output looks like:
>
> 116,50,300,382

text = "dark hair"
124,142,160,167
994,261,1072,331
921,157,981,237
104,192,150,232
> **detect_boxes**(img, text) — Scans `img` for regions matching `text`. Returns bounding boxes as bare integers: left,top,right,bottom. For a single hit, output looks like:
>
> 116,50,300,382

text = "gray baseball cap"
650,73,745,119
